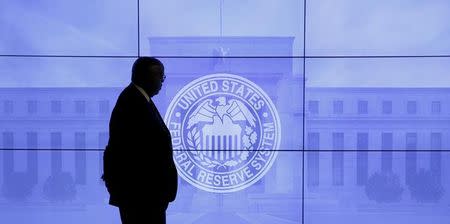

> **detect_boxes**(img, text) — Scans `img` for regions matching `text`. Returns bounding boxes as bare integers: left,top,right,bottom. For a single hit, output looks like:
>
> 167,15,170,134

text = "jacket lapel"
149,98,170,135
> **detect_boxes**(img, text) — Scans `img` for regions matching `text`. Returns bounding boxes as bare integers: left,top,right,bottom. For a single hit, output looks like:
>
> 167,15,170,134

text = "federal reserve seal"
164,73,281,193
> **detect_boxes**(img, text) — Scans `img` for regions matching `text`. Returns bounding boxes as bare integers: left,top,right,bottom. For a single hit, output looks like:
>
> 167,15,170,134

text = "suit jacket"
102,83,178,207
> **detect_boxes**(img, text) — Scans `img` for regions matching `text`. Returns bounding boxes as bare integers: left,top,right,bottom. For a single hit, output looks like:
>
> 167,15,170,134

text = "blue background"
1,0,450,223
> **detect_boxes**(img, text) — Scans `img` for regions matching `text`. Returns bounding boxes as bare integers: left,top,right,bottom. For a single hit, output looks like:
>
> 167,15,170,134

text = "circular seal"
164,73,281,193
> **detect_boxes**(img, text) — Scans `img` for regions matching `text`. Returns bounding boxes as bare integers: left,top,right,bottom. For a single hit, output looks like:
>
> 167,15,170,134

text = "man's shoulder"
119,83,137,97
113,84,151,115
115,84,140,103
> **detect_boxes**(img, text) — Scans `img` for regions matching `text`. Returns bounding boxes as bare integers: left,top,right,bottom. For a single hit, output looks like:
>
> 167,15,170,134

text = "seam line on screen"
0,148,448,152
137,0,140,57
2,55,450,58
0,55,138,58
302,0,307,223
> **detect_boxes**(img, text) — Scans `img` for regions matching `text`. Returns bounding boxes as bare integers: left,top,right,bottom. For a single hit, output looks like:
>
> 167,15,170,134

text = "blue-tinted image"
304,152,449,224
1,0,450,223
139,0,304,56
0,1,137,56
305,57,450,223
0,55,302,223
307,0,450,56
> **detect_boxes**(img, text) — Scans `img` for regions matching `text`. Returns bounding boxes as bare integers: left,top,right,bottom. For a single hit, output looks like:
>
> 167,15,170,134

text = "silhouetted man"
102,57,178,224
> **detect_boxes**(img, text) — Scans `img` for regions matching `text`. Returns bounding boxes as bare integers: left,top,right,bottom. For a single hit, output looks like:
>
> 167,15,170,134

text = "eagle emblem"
165,74,281,193
186,96,258,170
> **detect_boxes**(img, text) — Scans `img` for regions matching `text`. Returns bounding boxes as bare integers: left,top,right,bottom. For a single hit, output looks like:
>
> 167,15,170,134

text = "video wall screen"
306,0,450,56
0,1,137,56
305,57,450,223
1,0,450,224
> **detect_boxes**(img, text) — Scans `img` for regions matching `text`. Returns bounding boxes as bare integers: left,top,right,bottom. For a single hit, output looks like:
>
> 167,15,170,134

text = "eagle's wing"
227,99,256,127
187,99,215,129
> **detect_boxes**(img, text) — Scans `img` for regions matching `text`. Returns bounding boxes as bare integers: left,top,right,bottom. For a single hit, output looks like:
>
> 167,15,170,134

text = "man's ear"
150,65,163,76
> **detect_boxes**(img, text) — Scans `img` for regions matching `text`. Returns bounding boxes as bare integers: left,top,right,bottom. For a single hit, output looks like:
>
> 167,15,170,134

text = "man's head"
131,57,165,97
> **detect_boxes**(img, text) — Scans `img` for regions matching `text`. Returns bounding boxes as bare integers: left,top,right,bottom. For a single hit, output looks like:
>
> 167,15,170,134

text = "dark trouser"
119,203,168,224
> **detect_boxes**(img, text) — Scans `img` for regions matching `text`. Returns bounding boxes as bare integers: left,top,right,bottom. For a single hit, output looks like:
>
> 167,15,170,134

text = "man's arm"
102,93,137,188
167,160,178,202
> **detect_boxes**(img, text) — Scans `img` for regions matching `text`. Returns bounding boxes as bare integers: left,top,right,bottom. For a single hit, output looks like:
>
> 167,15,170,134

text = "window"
406,132,417,150
382,100,392,114
308,132,320,150
27,100,38,114
75,132,86,149
356,132,368,185
50,132,62,174
99,100,109,114
3,100,13,114
431,101,441,114
98,132,109,184
2,132,14,148
308,100,319,114
332,133,344,185
307,132,319,186
332,132,344,150
2,132,14,175
407,101,417,114
26,132,38,148
98,132,109,149
26,132,38,184
430,132,442,183
50,132,62,149
357,100,368,114
75,132,86,185
357,133,369,150
381,132,393,150
405,132,417,185
51,100,62,114
333,100,343,114
381,133,393,172
431,132,442,150
75,100,86,114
